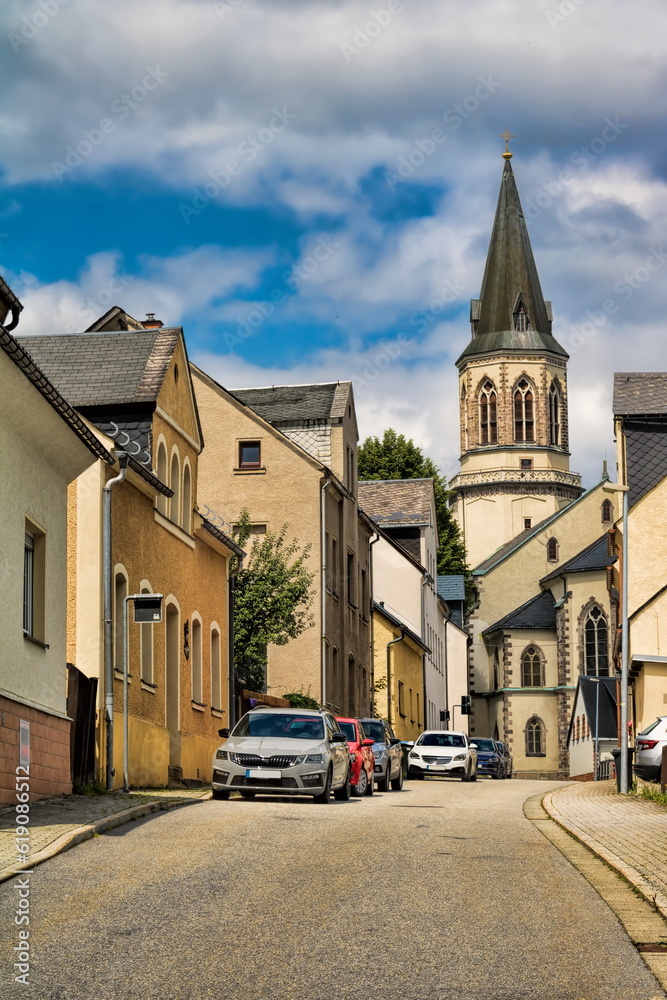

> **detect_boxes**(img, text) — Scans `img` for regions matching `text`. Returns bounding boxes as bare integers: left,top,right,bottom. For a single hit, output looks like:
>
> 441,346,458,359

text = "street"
1,779,665,1000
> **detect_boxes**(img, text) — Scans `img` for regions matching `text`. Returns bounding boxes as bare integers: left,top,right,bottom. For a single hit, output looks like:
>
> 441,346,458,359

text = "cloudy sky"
2,0,666,485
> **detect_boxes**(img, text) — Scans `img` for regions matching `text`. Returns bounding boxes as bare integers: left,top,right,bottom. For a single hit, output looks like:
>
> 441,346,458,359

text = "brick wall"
0,695,71,805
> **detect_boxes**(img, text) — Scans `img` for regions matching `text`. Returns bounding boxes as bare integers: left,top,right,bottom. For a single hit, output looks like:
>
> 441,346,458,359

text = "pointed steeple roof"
457,158,568,365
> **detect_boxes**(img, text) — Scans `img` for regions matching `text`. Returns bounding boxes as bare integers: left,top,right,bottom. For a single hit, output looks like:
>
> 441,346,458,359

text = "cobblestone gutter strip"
543,789,667,922
0,796,207,885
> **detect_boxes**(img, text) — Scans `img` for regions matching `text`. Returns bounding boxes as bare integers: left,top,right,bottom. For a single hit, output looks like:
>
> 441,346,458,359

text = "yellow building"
372,604,427,741
18,309,242,789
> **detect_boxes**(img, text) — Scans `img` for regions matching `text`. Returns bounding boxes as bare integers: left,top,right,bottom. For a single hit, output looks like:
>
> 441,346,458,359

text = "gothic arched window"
479,381,497,444
526,717,545,756
601,499,613,524
514,303,529,332
584,605,609,676
549,381,561,446
547,537,559,562
461,384,469,451
521,645,543,687
514,379,535,443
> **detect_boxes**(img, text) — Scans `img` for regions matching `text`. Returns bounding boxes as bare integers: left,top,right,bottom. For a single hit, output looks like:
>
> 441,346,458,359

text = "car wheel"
334,769,352,801
391,763,404,791
240,791,256,799
377,764,391,792
313,768,332,804
211,789,230,800
352,767,368,797
414,771,425,780
364,768,375,796
470,770,477,782
461,765,471,782
492,772,499,780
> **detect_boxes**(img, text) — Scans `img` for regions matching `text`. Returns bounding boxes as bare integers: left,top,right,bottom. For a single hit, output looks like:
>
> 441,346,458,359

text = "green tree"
358,429,470,582
231,510,316,692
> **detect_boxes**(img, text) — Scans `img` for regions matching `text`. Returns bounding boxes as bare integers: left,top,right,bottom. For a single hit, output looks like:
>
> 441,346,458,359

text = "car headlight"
453,753,466,761
374,748,386,759
305,754,323,764
215,749,228,760
489,755,499,761
409,752,420,759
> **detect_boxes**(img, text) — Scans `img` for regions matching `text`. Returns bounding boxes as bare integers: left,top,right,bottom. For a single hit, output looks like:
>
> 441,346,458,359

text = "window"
514,302,529,332
575,716,580,742
479,381,497,444
332,646,339,702
347,551,356,606
239,441,261,468
461,384,469,451
140,585,154,684
520,458,533,470
521,646,543,687
182,461,192,534
601,499,613,524
524,518,532,531
23,522,46,642
114,571,128,671
514,379,534,443
549,381,561,446
526,717,545,756
360,568,368,617
547,537,559,562
156,440,168,515
191,617,203,704
23,532,34,637
331,537,339,594
348,655,356,714
398,681,406,718
170,450,181,524
211,627,222,711
584,605,609,676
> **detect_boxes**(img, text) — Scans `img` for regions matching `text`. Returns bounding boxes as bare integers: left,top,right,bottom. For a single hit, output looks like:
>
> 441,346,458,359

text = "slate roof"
483,590,557,635
437,576,466,602
15,329,181,407
624,423,667,508
230,382,350,426
357,479,434,526
457,159,567,366
540,535,616,585
613,373,667,416
567,676,617,743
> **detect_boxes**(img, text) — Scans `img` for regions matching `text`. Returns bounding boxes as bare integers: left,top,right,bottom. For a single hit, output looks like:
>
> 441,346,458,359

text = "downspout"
103,452,128,791
620,487,629,793
386,631,405,728
368,532,380,716
421,574,429,729
227,551,244,729
321,476,332,707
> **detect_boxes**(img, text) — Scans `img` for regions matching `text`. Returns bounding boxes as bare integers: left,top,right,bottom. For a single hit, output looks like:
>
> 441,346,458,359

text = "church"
449,145,621,779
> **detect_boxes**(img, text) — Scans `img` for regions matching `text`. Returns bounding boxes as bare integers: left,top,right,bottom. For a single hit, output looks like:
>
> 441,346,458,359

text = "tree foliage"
232,510,316,693
358,428,470,582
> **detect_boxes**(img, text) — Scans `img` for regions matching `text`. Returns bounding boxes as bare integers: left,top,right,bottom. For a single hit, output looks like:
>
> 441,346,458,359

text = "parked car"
406,730,478,782
357,718,404,791
633,716,667,781
336,717,375,796
211,707,350,803
471,737,504,779
496,740,513,778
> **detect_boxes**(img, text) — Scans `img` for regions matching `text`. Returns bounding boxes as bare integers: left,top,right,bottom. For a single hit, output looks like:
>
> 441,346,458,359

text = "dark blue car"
472,737,504,779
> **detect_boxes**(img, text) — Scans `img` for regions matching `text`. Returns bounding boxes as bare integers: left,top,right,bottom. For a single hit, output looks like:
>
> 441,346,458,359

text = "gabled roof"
437,575,466,602
357,478,434,527
483,590,557,635
567,676,617,743
624,423,667,508
540,535,616,585
457,158,567,366
373,600,430,653
230,382,351,426
16,329,181,407
613,373,667,416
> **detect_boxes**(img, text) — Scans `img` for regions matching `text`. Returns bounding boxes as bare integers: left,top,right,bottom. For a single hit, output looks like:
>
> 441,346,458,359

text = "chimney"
143,313,163,329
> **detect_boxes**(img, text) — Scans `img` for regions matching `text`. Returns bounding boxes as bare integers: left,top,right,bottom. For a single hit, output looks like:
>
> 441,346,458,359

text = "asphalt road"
1,777,665,1000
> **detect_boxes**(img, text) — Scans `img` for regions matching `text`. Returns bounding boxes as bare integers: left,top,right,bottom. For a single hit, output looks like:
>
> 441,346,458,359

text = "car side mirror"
330,732,347,744
469,743,477,749
361,738,375,747
404,741,415,749
390,737,401,746
218,728,230,738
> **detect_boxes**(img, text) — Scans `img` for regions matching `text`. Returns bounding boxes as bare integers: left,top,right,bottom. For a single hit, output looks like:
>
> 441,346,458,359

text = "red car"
335,717,375,797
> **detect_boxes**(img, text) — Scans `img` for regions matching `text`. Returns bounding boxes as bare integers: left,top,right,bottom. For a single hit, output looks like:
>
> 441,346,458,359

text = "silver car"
357,718,404,791
211,708,351,803
634,716,667,782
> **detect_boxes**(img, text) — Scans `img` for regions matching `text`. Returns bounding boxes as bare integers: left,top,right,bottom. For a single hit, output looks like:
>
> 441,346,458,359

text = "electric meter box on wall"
133,595,163,623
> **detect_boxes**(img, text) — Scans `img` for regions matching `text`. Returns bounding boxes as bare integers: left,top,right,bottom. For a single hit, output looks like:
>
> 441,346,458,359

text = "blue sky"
2,0,667,484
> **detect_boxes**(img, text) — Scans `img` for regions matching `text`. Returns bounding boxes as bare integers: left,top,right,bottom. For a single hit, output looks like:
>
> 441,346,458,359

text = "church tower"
450,150,583,568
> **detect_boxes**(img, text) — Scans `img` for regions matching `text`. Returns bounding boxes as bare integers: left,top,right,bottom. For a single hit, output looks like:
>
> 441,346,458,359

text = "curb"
543,788,667,922
0,794,209,885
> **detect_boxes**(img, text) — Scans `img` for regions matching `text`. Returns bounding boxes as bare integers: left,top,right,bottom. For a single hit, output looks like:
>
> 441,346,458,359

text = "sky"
1,0,667,486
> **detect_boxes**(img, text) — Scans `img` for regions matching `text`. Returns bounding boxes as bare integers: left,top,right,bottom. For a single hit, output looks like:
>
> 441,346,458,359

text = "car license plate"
246,768,281,779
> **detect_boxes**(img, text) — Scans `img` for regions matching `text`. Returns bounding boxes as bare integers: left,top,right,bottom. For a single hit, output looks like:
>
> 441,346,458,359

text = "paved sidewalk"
0,787,210,882
544,780,667,920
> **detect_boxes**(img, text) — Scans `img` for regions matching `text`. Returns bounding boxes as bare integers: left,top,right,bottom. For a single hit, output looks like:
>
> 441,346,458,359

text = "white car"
211,707,351,803
407,730,478,782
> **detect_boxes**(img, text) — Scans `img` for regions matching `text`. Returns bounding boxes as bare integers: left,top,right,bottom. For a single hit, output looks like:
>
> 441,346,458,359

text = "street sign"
133,595,163,623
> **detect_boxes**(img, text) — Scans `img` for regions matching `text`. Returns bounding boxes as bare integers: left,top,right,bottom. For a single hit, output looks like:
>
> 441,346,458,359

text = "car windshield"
337,721,357,742
232,713,325,740
362,721,386,743
472,739,496,752
416,733,465,748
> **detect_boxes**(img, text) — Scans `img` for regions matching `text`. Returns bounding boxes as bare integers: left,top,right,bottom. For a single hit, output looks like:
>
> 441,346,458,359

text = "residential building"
438,577,471,734
372,603,428,741
0,277,113,804
567,676,617,780
191,368,373,718
17,309,242,789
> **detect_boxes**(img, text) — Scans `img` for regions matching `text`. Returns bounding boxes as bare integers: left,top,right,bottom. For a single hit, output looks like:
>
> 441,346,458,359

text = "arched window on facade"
182,461,192,534
140,583,154,684
514,379,535,443
526,717,545,756
549,381,561,446
584,605,609,676
114,570,128,672
348,654,356,715
191,616,203,704
601,499,613,524
461,384,469,451
156,440,168,516
479,381,498,444
547,537,559,562
521,645,544,687
210,626,221,711
170,450,181,525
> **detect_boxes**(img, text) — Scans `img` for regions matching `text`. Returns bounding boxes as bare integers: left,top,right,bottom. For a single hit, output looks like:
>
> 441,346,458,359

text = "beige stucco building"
192,368,373,719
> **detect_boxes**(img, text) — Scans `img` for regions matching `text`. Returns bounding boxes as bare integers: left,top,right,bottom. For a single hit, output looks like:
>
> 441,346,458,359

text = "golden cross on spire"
498,128,515,160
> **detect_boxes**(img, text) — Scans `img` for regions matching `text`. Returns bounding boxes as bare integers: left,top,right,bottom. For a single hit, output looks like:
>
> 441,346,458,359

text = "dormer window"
514,302,529,332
